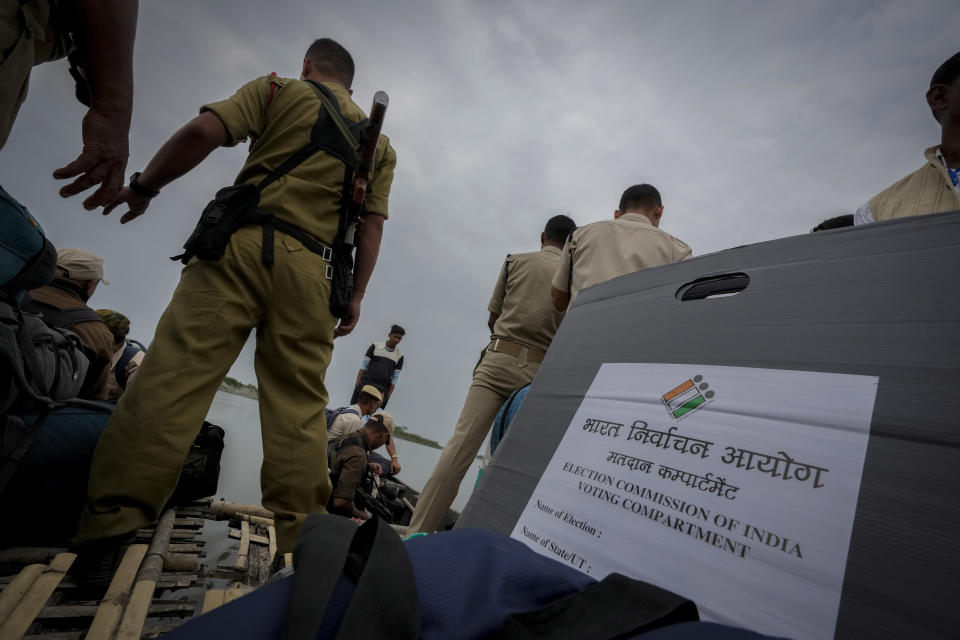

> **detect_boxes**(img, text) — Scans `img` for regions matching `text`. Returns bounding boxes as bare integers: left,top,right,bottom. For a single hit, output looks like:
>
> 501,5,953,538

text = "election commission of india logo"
661,375,715,420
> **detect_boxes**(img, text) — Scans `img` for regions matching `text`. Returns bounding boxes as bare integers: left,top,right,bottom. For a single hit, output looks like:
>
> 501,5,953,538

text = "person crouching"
328,412,394,520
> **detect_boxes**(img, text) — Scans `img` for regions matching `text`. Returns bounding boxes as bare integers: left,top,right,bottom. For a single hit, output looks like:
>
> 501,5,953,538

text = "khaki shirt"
553,214,691,304
488,246,565,353
327,404,364,442
28,284,115,400
332,429,371,501
201,76,397,244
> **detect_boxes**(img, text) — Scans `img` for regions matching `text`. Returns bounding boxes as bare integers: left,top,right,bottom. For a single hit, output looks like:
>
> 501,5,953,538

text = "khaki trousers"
407,349,538,534
76,227,336,552
0,0,67,149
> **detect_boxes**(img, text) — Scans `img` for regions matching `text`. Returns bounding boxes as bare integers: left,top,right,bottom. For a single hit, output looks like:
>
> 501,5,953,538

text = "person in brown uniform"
329,411,395,521
24,249,114,400
407,214,576,534
551,184,691,311
72,38,397,579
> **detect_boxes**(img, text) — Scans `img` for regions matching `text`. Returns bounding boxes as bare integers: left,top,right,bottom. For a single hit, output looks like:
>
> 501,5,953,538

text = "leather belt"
488,338,546,365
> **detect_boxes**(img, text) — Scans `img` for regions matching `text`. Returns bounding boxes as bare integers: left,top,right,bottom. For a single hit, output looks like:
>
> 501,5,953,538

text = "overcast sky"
2,0,956,443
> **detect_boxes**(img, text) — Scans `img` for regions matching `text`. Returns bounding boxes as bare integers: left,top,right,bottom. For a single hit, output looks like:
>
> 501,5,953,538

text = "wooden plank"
283,553,293,569
37,601,194,620
156,573,198,589
236,521,250,571
267,526,277,567
0,564,44,625
167,543,204,554
85,544,148,640
0,552,75,640
114,509,176,640
22,632,83,640
134,530,198,541
163,553,198,573
227,529,269,545
201,589,225,614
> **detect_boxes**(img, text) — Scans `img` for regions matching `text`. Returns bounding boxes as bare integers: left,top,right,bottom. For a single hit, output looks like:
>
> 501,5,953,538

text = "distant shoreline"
217,381,442,449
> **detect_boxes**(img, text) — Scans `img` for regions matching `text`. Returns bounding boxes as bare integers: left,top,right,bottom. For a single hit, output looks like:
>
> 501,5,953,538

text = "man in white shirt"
327,385,402,475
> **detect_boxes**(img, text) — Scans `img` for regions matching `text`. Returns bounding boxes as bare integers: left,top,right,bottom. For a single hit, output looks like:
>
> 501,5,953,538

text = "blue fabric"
0,185,45,286
491,384,530,455
0,405,110,546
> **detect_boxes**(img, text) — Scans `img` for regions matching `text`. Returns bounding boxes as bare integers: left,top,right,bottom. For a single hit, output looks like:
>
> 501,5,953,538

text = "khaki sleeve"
487,257,510,315
199,76,272,147
364,135,397,218
673,237,693,261
333,450,366,500
551,238,575,292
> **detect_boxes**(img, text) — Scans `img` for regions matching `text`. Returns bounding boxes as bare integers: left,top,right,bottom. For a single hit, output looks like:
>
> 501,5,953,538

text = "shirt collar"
618,213,655,226
933,146,960,191
541,245,561,255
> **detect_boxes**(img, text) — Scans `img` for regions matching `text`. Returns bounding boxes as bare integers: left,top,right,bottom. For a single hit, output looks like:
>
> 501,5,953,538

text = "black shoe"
70,532,136,594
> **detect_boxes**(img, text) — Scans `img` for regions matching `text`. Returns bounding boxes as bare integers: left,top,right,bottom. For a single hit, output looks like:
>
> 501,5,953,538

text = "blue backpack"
324,406,359,427
167,514,782,640
0,186,57,292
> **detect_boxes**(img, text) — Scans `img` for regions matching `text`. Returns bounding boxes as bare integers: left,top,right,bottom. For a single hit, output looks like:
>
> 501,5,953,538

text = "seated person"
328,386,402,476
24,249,114,400
329,412,395,520
96,309,146,400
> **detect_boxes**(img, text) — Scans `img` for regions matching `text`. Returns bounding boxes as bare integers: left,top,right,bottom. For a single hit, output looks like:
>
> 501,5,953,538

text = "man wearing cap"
408,214,576,534
351,324,405,409
24,249,114,400
551,184,691,311
328,384,402,477
853,52,960,224
329,411,395,520
95,309,146,400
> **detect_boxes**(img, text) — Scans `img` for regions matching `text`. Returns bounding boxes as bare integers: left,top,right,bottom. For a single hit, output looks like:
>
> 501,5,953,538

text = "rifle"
344,90,389,246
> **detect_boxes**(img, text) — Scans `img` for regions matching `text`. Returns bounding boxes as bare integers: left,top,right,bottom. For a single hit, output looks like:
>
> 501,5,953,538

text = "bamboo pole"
227,529,269,545
205,501,273,521
162,553,198,573
401,497,416,512
0,564,44,625
0,552,75,640
114,509,176,640
267,526,277,567
200,589,225,614
85,544,148,640
236,521,250,571
235,513,274,527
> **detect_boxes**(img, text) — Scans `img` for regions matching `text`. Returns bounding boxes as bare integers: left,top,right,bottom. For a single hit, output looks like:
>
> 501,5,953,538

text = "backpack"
165,516,782,640
324,406,360,428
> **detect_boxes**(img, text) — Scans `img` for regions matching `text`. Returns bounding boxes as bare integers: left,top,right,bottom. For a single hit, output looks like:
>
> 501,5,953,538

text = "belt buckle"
325,264,333,280
322,246,333,261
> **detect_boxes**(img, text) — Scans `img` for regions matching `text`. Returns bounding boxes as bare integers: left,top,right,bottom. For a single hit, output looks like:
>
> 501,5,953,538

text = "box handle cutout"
677,273,750,301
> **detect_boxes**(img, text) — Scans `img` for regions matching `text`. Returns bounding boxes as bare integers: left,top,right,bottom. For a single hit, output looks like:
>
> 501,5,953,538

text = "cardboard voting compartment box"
458,211,960,639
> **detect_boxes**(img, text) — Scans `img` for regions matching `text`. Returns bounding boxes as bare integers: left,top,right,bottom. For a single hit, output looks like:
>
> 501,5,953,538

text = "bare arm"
487,311,500,334
335,213,385,337
102,112,229,223
387,438,400,474
354,370,365,387
54,0,138,209
551,286,570,312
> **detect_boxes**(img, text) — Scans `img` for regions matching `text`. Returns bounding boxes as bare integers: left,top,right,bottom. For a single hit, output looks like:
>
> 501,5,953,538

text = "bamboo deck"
0,499,288,639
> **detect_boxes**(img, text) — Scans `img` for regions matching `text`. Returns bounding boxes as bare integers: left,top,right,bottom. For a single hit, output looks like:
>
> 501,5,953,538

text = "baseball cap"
360,385,383,403
369,411,395,435
57,248,109,285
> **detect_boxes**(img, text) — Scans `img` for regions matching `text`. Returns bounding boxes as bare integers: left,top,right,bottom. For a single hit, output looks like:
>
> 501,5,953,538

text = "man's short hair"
619,184,662,213
930,51,960,88
390,324,405,336
305,38,355,88
543,214,576,243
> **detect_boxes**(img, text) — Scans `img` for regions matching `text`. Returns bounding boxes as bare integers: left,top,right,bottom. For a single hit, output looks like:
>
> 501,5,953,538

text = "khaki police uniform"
868,146,960,222
327,403,365,442
552,213,691,304
28,283,114,400
0,0,71,149
331,429,372,502
407,246,564,534
76,76,397,552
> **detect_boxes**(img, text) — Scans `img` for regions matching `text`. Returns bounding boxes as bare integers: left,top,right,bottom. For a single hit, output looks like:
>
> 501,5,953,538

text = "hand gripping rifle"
344,91,389,246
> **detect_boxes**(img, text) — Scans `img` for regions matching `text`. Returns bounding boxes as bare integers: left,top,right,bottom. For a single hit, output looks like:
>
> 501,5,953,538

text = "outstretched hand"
102,186,151,224
53,107,130,210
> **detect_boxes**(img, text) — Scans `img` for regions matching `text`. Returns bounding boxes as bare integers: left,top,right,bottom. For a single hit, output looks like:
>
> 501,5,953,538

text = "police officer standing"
73,38,397,581
551,184,690,310
407,215,576,534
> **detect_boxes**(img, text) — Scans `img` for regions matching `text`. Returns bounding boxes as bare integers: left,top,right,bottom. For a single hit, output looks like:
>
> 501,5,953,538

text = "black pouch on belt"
328,238,354,319
173,184,260,264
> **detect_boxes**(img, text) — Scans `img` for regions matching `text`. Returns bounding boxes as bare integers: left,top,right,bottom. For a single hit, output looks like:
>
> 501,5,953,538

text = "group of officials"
2,0,957,585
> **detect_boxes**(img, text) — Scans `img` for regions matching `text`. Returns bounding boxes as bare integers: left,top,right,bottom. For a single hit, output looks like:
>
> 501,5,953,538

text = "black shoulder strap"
282,514,419,640
494,572,698,640
21,297,101,330
504,254,512,289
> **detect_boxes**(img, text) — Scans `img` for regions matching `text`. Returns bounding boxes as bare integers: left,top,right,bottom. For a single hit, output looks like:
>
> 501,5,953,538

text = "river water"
204,391,482,513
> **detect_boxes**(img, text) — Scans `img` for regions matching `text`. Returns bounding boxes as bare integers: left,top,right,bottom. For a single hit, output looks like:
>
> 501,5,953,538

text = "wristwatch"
128,172,160,198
